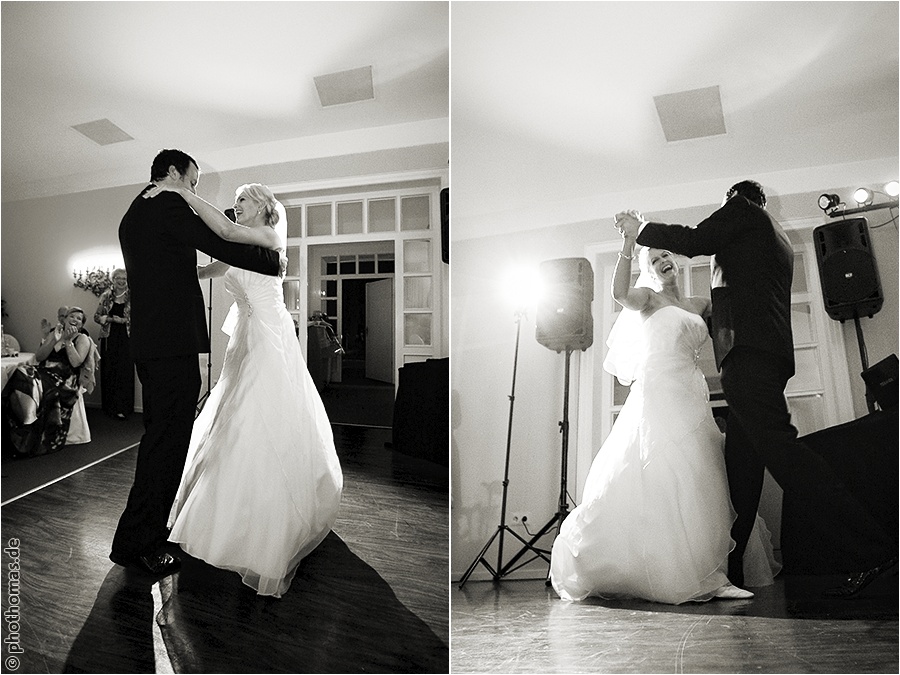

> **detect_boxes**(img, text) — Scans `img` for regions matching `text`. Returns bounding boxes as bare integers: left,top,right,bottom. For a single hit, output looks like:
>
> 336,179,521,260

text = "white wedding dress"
550,305,779,605
169,266,343,597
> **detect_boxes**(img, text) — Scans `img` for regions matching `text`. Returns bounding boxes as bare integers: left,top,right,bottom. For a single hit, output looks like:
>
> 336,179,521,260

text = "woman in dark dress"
94,268,134,419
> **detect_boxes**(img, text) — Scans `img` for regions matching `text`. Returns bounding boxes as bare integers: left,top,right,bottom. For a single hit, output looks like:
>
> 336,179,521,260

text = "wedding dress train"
550,305,779,604
169,266,343,597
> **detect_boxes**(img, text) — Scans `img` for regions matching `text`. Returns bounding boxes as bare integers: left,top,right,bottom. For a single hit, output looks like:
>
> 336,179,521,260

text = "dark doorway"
341,278,372,382
318,277,394,428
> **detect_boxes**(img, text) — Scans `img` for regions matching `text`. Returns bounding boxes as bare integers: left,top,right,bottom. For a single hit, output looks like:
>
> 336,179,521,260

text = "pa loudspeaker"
813,218,883,321
536,257,594,353
862,354,898,413
440,188,449,264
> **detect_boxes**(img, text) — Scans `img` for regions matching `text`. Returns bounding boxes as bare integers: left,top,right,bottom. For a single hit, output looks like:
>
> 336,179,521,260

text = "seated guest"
8,307,98,457
41,305,89,339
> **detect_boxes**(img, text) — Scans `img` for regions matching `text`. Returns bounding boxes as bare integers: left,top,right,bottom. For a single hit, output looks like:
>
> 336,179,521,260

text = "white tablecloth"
1,352,37,391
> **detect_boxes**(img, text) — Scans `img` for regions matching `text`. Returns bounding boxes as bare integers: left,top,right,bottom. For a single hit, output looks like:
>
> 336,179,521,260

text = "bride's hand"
615,211,642,239
142,184,182,200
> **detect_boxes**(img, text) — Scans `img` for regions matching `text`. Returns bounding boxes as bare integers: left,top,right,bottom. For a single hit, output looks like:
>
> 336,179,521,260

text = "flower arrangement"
73,267,113,297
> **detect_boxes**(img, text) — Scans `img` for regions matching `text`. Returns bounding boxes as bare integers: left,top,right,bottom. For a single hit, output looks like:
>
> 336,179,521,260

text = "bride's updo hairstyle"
636,246,664,292
237,183,281,228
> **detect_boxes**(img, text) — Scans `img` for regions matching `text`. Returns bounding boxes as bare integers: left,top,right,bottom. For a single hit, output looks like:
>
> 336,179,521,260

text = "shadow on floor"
64,533,447,674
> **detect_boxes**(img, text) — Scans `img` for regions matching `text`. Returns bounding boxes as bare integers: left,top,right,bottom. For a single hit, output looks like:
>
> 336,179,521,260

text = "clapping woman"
94,268,134,419
9,308,95,456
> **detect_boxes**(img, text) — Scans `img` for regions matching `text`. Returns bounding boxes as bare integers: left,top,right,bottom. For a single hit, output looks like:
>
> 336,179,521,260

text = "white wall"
1,143,449,406
451,184,899,581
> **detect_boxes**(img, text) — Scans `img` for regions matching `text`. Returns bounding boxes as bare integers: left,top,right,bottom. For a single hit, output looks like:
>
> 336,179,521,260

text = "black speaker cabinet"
813,218,883,321
440,187,449,264
862,354,899,413
536,257,594,352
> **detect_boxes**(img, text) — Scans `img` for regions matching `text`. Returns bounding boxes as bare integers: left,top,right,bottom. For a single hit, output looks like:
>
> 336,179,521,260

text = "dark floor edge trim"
1,442,140,507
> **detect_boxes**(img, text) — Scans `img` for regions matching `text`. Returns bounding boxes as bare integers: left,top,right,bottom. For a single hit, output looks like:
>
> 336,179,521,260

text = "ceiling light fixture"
883,181,899,197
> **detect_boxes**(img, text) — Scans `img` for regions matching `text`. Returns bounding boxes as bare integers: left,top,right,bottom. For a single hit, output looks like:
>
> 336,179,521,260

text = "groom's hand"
614,210,644,238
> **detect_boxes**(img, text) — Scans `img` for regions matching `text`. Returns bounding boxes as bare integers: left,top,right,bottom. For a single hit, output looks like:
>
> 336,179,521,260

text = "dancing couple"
551,180,897,604
109,149,342,598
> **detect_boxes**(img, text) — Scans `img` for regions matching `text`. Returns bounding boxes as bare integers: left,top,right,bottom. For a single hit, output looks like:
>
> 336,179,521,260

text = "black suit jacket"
636,196,795,374
119,186,281,361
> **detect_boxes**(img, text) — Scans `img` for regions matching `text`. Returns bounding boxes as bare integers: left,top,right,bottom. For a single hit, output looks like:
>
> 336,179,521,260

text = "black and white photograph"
2,1,899,674
1,2,448,673
450,2,897,674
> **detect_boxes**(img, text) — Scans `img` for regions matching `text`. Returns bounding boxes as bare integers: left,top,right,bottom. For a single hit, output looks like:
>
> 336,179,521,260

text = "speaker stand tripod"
852,313,877,414
458,335,575,588
196,269,214,416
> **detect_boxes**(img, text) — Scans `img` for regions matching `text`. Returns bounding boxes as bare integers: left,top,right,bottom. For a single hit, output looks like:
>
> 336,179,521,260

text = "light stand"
851,313,877,414
489,346,576,587
196,257,214,415
458,310,551,587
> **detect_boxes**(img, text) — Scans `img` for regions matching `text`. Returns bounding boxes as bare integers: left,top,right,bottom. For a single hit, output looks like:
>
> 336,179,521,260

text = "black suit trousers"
721,347,894,585
110,355,201,559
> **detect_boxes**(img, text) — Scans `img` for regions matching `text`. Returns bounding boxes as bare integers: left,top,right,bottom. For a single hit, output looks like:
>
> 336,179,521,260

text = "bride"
549,230,779,605
144,182,343,597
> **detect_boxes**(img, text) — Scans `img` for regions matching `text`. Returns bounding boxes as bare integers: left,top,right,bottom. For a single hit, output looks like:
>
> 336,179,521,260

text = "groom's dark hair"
150,149,198,182
725,180,766,208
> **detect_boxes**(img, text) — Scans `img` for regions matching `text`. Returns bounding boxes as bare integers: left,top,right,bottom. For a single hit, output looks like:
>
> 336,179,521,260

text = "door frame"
274,170,446,391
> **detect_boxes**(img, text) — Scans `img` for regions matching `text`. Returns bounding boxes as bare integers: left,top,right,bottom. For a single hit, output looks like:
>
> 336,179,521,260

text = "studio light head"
818,194,841,212
853,187,875,206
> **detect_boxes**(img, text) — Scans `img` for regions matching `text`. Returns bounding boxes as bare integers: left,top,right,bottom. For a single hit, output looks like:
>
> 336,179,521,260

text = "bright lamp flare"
853,187,874,205
884,181,899,197
502,265,543,312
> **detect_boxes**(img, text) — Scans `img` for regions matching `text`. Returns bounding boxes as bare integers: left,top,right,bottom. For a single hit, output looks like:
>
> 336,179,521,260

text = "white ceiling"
1,1,449,202
451,1,899,239
2,1,896,235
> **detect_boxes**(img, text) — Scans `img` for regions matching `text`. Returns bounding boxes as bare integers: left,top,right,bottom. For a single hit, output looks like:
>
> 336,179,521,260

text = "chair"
66,387,91,444
2,334,20,355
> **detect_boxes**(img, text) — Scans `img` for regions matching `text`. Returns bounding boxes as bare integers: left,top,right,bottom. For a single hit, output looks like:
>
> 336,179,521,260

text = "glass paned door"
402,239,434,350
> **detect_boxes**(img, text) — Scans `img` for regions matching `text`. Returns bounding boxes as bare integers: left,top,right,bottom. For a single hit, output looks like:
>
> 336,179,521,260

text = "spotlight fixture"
884,181,899,197
818,193,841,212
853,187,875,206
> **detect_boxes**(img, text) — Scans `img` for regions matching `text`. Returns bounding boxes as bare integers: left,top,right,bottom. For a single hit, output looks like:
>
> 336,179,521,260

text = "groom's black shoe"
824,556,898,598
110,551,181,577
136,552,181,576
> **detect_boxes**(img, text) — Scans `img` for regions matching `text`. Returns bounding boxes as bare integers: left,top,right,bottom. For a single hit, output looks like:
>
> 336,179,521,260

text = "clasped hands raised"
59,323,80,344
614,209,645,239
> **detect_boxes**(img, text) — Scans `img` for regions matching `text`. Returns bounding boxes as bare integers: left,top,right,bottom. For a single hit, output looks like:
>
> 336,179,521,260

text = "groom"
616,180,896,597
110,149,281,575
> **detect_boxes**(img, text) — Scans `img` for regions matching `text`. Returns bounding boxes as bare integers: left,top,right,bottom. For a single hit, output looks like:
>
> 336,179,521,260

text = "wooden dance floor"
1,426,448,673
451,577,897,673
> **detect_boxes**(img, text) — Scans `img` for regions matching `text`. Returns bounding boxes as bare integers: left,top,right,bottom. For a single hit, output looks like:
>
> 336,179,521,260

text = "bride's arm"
611,234,651,311
146,186,280,250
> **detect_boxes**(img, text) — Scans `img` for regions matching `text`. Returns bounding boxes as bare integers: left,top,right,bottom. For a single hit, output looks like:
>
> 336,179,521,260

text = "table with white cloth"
1,353,36,391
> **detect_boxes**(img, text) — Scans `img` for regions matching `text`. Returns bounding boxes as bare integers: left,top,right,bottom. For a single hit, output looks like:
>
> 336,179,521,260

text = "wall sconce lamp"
72,266,114,297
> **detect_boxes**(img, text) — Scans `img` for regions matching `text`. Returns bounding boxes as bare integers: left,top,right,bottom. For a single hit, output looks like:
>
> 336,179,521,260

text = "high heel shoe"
713,582,754,599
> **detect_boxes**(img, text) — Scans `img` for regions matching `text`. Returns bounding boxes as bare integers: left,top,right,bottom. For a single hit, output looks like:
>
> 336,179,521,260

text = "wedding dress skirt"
169,267,343,597
550,306,779,605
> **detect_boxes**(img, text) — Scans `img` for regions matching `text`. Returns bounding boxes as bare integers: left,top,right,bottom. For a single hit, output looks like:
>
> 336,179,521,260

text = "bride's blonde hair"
236,183,280,228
